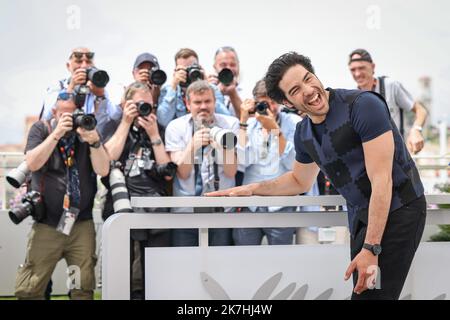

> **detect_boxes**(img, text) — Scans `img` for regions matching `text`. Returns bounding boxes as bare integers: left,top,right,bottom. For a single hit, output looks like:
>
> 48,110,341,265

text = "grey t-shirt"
374,77,414,133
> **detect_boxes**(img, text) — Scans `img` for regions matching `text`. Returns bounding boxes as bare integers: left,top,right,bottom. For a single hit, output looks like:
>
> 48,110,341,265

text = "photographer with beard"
15,90,109,300
165,80,239,246
103,82,175,299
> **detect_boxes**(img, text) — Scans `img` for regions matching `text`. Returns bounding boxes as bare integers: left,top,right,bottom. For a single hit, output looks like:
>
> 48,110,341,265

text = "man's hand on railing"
205,185,254,197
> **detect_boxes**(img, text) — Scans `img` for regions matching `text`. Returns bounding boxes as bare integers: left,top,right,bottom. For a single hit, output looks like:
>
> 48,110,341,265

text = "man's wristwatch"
363,243,382,256
89,140,102,149
150,138,162,146
412,125,423,132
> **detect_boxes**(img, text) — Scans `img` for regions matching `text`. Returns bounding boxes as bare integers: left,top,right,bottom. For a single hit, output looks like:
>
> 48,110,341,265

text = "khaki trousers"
15,220,97,300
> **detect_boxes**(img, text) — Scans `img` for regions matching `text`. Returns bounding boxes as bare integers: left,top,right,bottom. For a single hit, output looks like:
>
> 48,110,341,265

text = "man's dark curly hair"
265,52,315,103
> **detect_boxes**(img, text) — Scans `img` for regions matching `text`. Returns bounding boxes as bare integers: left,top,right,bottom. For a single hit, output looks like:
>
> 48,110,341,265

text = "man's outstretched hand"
205,185,254,197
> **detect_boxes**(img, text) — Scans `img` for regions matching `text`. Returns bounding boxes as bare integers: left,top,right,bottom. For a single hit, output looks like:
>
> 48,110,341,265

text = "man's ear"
371,63,376,74
282,99,294,109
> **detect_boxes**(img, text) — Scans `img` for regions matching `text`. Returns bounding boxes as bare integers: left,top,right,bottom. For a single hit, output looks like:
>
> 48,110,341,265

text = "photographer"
103,81,174,299
157,48,231,128
15,90,109,300
348,49,428,154
208,46,243,118
165,80,239,246
41,47,122,141
131,52,166,106
235,79,307,245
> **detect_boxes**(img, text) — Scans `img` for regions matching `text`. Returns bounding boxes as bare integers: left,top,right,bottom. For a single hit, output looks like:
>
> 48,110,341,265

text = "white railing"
102,194,450,300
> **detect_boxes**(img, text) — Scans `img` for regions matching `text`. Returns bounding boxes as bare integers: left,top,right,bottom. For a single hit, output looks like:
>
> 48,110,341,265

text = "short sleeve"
392,81,414,111
25,121,48,153
350,92,393,143
164,119,186,152
294,123,314,164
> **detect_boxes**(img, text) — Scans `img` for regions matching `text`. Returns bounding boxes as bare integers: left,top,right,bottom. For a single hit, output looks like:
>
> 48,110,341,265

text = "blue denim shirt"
156,83,231,128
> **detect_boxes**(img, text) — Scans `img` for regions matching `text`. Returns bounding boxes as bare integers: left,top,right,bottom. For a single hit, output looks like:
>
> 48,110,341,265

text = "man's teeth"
309,93,319,104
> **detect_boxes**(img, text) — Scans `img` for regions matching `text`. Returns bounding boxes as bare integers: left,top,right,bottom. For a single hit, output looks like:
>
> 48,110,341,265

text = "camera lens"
150,69,167,86
218,68,234,86
87,68,110,88
255,101,269,115
80,114,97,131
136,101,152,117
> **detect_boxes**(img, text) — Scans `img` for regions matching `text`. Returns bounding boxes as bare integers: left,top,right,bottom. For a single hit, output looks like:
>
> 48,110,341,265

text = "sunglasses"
70,51,95,60
57,92,74,101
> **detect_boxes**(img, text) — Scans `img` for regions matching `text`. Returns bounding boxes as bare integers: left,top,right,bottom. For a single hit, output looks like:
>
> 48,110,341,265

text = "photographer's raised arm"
104,100,137,161
26,114,73,172
170,128,210,180
77,128,110,177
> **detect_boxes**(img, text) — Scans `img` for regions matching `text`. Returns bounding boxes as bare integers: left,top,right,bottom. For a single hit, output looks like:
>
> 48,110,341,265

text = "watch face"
373,245,382,255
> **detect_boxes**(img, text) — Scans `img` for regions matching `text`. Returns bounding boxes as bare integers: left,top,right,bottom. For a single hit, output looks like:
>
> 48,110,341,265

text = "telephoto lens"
209,127,237,150
150,67,167,86
255,101,269,115
109,162,133,213
218,68,234,86
136,101,153,117
86,67,110,88
6,161,30,188
72,109,97,131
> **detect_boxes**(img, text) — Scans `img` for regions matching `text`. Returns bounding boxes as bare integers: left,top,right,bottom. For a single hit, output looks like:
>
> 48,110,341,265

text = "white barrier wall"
145,243,450,300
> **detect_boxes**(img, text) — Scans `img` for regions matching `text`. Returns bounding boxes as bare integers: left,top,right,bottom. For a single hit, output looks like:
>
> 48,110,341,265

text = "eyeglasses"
57,92,74,101
70,51,95,60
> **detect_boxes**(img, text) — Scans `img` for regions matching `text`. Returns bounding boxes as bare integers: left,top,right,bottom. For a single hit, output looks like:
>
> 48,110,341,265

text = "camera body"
149,67,167,86
209,127,237,150
72,109,97,131
181,63,204,88
6,161,30,188
218,68,234,86
136,101,153,117
151,161,178,178
9,190,45,225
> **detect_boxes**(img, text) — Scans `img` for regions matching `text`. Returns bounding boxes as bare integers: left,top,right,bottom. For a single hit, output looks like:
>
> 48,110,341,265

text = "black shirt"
25,121,98,227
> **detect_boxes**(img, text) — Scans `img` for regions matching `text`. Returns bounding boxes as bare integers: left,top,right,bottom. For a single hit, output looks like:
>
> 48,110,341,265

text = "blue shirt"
156,83,231,128
295,91,392,164
238,111,319,212
42,78,123,140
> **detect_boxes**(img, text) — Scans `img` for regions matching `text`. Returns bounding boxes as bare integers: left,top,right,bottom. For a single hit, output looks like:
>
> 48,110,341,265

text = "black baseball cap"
133,52,160,70
348,49,373,64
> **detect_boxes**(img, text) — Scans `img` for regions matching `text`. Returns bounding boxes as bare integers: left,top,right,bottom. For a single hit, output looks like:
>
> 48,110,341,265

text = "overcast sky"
0,0,449,144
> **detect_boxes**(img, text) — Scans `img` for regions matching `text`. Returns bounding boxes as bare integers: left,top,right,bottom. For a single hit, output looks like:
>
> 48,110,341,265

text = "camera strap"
378,76,404,137
212,149,220,192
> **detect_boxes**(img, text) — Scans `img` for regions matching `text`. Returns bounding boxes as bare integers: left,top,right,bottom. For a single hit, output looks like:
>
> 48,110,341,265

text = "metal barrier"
102,194,450,300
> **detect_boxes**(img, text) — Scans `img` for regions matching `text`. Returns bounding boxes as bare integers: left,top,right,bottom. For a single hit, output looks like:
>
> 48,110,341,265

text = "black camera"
181,63,204,88
136,101,153,117
149,67,167,86
72,109,97,131
152,161,178,178
9,191,45,225
73,84,90,109
86,67,110,88
252,101,269,115
218,68,234,86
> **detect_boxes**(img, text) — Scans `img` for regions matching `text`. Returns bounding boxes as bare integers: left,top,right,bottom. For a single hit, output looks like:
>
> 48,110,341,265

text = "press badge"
56,207,80,236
